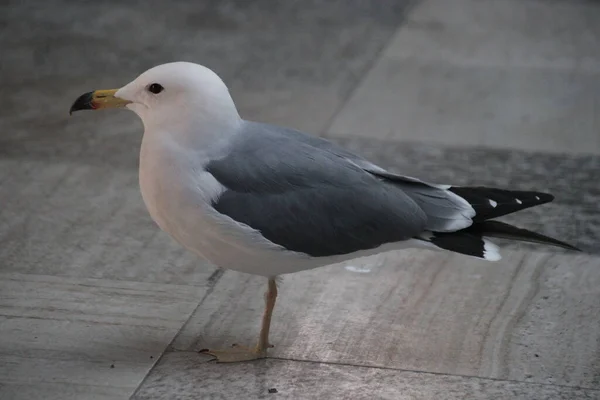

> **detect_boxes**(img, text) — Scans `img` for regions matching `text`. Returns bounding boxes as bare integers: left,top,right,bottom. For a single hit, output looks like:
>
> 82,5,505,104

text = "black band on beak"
69,91,95,115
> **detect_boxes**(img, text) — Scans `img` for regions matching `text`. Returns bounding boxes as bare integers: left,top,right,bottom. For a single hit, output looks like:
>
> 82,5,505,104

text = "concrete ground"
1,0,600,399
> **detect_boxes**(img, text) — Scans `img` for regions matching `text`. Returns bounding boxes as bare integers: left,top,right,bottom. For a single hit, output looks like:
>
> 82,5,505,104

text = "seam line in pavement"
320,0,422,137
128,268,226,399
136,350,600,393
268,355,600,392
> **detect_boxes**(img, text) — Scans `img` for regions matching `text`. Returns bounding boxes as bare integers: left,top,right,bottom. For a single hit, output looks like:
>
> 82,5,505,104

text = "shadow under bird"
70,62,579,363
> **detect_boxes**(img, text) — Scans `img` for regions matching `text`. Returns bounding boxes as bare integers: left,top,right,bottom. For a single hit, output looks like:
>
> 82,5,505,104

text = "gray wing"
260,123,476,232
206,121,431,257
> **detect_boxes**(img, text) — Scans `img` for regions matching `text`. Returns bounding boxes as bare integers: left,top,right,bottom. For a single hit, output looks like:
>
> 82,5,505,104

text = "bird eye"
148,83,164,94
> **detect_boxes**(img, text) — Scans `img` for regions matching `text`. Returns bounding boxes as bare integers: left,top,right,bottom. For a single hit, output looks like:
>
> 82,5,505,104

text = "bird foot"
199,343,271,363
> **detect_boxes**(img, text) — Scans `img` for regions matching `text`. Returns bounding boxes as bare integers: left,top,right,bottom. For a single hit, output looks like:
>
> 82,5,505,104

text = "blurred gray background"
1,1,599,399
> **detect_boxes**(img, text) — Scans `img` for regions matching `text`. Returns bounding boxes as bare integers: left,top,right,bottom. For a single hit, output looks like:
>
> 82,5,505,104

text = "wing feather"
206,122,428,257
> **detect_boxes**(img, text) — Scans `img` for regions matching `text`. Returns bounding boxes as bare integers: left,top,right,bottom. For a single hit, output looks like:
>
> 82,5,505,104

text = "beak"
69,89,131,115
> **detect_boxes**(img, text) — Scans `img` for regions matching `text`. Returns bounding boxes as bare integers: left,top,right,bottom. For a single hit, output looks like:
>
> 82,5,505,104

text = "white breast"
138,132,321,276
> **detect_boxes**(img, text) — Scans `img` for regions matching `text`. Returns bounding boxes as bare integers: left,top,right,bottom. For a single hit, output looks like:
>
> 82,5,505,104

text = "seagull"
70,62,579,362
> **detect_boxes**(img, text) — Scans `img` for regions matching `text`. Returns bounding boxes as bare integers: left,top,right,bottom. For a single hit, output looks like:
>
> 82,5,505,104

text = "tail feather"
418,231,501,261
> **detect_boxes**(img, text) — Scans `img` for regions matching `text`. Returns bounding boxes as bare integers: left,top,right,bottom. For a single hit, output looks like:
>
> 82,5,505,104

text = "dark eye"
148,83,164,94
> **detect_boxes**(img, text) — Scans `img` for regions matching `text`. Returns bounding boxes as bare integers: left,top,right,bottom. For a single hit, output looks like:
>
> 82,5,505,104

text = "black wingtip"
558,241,582,252
449,187,557,222
535,192,554,204
468,221,581,252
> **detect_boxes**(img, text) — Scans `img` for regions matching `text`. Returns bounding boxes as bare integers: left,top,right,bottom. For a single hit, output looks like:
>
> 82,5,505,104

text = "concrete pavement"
1,0,599,399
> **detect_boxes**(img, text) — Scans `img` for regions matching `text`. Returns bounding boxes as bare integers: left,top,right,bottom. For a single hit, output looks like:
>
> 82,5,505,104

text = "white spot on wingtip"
488,199,497,208
483,239,501,261
535,196,540,200
515,198,523,204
